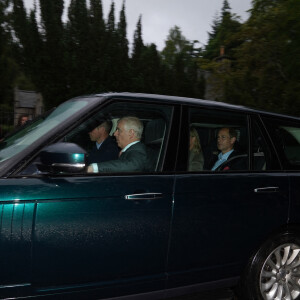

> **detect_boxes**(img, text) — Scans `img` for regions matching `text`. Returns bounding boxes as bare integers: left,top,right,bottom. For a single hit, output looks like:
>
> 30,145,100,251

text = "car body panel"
168,172,289,287
0,174,174,297
0,93,299,299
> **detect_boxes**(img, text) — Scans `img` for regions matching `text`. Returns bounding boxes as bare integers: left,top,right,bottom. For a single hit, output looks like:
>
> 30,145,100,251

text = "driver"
87,116,149,173
87,119,119,164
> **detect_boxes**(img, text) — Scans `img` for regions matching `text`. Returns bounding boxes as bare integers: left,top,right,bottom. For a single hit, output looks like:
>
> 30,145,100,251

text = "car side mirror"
37,143,87,174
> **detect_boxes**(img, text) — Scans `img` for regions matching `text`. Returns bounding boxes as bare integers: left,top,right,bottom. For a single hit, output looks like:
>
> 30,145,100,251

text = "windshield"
0,100,89,163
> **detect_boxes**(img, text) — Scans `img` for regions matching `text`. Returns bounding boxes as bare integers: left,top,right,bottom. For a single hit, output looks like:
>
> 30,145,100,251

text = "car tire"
239,228,300,300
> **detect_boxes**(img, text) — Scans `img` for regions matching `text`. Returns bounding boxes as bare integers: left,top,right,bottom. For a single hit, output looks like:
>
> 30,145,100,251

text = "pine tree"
116,1,130,91
88,0,106,92
224,0,300,116
11,0,30,70
0,0,18,108
11,0,29,46
39,0,67,108
161,26,202,98
117,1,128,61
66,0,90,96
130,15,145,91
131,15,144,64
221,0,231,16
26,6,43,90
204,0,242,59
106,1,115,33
138,43,163,93
161,26,190,68
99,1,119,91
10,0,37,92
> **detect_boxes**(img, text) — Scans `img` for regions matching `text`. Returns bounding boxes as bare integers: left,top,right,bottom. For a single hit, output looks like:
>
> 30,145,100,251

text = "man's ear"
128,129,135,138
231,137,237,145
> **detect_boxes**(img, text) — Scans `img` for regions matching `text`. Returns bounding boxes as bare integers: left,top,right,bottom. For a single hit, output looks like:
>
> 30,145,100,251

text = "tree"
0,0,18,108
11,0,31,74
224,0,300,116
161,26,204,98
161,25,190,67
100,1,123,91
39,0,67,108
66,0,91,97
116,1,130,91
131,15,145,91
204,0,242,59
88,0,106,92
26,6,43,90
138,43,163,93
131,15,144,66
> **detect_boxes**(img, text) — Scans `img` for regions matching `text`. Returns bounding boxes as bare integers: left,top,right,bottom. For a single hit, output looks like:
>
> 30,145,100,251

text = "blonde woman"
189,127,204,171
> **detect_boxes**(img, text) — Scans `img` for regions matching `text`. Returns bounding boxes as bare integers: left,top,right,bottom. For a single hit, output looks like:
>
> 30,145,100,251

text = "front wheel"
239,229,300,300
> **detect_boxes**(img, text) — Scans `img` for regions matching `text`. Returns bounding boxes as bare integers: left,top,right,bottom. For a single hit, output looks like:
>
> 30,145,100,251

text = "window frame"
180,105,251,173
13,97,177,177
261,115,300,171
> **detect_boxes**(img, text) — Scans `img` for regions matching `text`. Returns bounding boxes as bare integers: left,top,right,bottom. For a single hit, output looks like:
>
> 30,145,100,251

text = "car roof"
71,92,299,122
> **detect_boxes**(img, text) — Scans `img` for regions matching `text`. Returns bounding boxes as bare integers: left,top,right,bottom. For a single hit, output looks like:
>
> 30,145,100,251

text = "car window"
251,119,277,171
18,101,173,176
0,100,89,164
263,117,300,170
188,107,249,172
64,101,173,173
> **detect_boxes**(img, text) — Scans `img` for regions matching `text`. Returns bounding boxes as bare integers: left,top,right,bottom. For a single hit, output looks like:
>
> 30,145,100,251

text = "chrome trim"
125,193,163,200
254,187,279,193
0,283,31,289
51,163,85,169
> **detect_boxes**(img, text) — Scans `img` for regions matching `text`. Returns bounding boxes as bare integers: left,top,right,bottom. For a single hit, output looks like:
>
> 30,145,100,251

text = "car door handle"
125,193,163,200
254,187,279,193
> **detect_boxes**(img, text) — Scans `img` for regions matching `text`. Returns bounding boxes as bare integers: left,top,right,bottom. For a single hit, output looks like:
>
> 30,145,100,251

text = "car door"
15,100,176,298
0,183,34,298
262,117,300,226
167,107,289,288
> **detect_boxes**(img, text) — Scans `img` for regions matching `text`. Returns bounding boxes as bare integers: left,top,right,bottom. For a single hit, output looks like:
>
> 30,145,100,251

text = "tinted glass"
0,100,89,163
263,117,300,170
251,120,273,171
188,107,249,171
63,101,173,173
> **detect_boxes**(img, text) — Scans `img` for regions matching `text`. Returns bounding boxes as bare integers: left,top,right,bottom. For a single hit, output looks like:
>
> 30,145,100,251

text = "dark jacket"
97,142,149,173
87,136,119,165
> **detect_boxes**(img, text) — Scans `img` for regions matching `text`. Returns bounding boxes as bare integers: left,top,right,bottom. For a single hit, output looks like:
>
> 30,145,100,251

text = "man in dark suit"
87,116,149,173
87,119,119,165
211,127,245,171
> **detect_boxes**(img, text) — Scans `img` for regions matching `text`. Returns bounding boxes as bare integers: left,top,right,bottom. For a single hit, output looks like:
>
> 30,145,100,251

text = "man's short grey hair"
120,116,143,139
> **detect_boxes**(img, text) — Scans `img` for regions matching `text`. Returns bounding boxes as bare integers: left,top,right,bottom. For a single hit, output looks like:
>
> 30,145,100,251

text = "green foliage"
66,0,91,98
87,0,105,92
161,26,205,98
1,0,298,118
161,26,190,67
224,0,300,116
39,0,67,108
131,15,144,66
204,0,242,59
0,0,18,107
115,1,130,91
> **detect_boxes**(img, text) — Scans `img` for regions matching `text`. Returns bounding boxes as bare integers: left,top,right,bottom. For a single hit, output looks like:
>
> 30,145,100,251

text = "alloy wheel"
260,243,300,300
